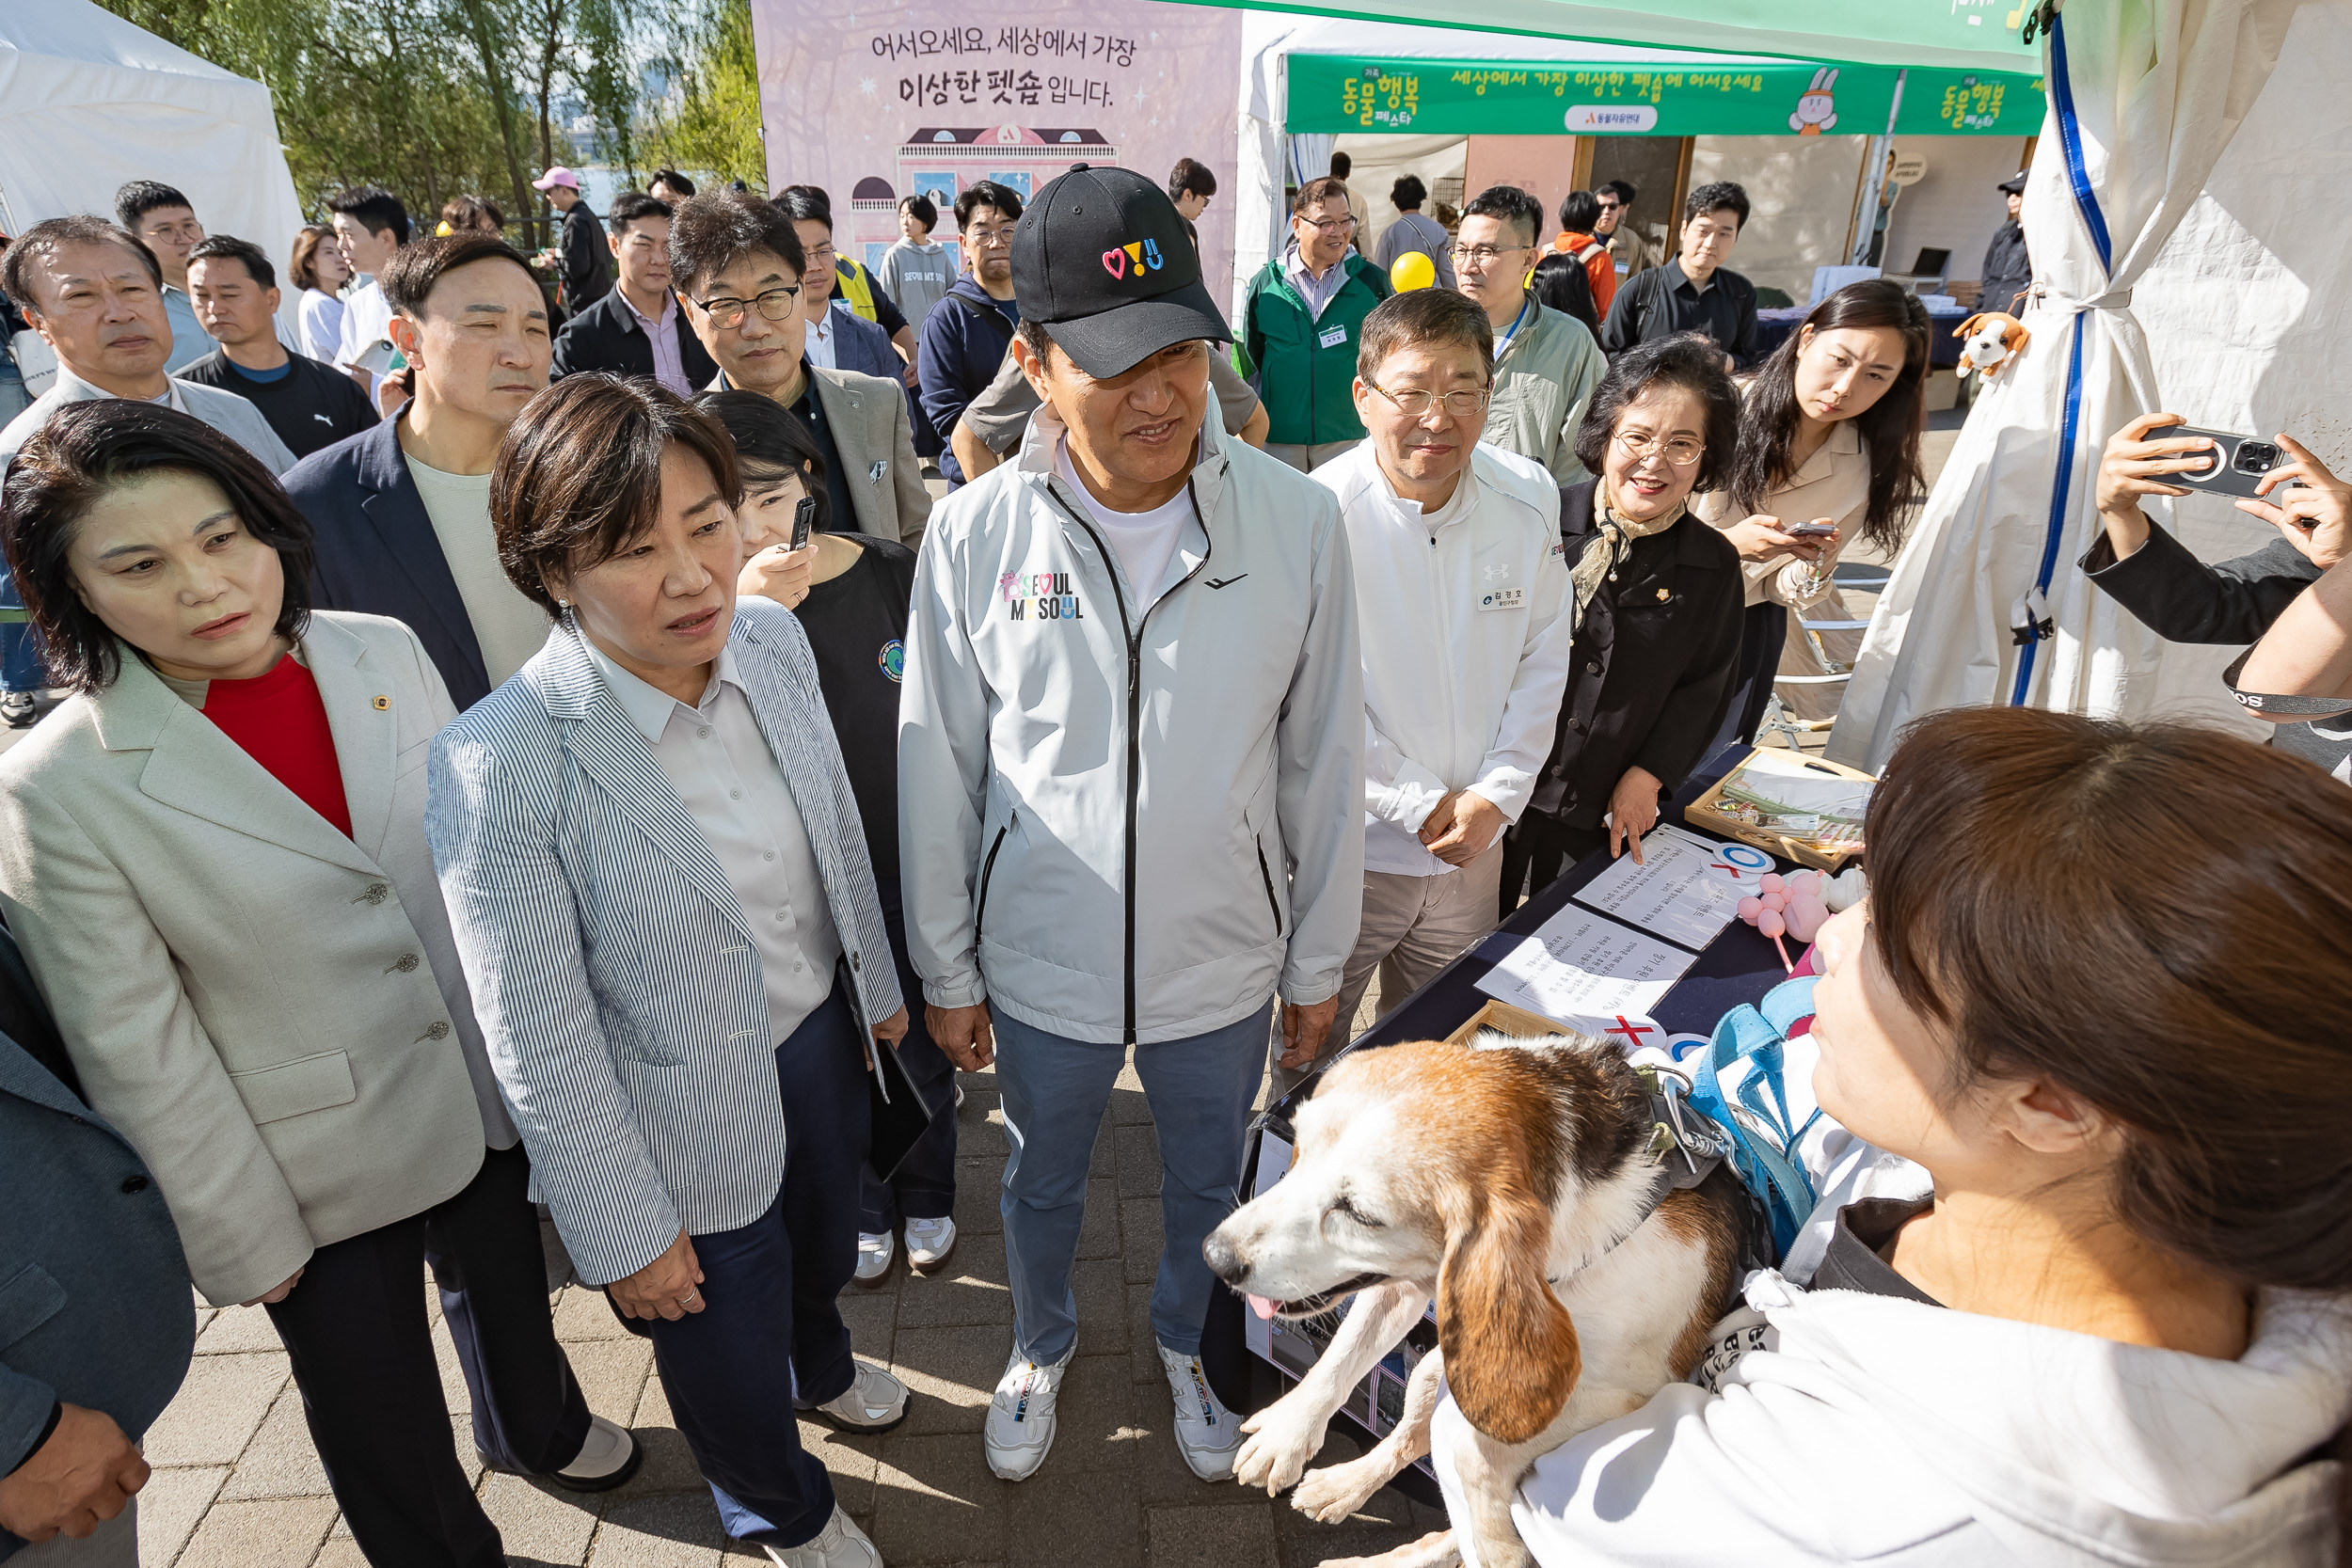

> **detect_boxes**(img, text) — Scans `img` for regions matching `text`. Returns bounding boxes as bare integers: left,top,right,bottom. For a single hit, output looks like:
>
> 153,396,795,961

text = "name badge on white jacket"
1479,586,1526,611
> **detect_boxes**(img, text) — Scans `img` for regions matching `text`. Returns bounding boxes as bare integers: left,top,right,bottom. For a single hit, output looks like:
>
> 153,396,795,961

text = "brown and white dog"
1203,1030,1748,1568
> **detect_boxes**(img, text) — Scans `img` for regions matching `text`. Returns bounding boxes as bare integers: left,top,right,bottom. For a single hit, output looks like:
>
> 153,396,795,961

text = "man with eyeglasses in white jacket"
898,165,1362,1489
1291,289,1572,1093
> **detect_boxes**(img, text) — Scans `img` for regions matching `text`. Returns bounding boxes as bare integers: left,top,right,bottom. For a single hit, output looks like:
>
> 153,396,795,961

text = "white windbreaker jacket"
1317,440,1573,877
898,398,1363,1045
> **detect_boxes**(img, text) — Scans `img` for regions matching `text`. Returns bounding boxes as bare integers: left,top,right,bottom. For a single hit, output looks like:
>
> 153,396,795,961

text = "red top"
200,655,353,839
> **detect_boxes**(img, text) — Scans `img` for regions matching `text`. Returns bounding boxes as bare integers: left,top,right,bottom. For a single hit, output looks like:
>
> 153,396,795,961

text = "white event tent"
0,0,309,343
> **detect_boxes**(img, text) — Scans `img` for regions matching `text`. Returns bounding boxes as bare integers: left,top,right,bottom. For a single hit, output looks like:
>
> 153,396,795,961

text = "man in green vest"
1238,177,1391,473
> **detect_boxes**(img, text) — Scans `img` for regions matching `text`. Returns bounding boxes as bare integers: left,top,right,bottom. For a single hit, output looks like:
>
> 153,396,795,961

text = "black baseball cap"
1996,171,2027,194
1012,164,1231,379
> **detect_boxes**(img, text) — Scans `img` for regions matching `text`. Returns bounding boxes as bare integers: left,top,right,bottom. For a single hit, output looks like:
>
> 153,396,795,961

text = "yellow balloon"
1390,251,1437,293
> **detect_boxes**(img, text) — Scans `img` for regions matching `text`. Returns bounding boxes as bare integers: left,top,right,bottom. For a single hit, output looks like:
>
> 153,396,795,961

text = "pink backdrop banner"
748,0,1246,314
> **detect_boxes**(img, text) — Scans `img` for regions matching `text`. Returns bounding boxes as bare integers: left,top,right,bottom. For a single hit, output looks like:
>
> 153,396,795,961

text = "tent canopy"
1204,0,2040,74
0,0,307,337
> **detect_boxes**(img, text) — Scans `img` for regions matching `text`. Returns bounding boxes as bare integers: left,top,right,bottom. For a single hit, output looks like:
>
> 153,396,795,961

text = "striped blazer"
424,598,902,1286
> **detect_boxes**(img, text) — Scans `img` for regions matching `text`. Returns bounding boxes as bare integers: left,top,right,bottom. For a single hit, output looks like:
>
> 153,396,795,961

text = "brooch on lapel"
373,694,391,710
1655,589,1671,601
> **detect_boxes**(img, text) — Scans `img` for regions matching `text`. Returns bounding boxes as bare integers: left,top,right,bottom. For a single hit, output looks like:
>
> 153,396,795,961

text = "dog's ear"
1437,1189,1581,1444
1955,311,1987,340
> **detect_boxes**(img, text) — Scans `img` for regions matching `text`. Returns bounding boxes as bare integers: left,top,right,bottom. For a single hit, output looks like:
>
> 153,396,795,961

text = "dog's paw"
1315,1529,1460,1568
1232,1406,1324,1495
1291,1457,1387,1524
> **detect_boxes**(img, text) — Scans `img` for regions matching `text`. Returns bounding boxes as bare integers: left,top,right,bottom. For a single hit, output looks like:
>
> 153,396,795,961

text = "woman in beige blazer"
1692,279,1931,736
0,403,636,1568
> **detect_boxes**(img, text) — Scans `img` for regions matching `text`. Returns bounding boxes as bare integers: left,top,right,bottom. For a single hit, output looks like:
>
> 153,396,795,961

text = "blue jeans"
993,1001,1271,1363
0,565,42,696
628,986,868,1548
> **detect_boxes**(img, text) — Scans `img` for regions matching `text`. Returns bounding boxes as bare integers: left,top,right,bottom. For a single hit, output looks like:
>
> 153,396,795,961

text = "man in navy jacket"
0,925,194,1564
916,182,1024,487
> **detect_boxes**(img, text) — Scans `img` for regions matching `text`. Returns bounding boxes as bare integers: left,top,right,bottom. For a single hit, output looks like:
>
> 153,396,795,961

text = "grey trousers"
1271,844,1505,1098
8,1497,136,1567
1263,438,1362,474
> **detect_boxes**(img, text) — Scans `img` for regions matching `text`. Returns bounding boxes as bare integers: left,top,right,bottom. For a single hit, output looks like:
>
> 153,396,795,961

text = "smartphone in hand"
1787,521,1839,539
2169,428,2305,500
791,496,817,552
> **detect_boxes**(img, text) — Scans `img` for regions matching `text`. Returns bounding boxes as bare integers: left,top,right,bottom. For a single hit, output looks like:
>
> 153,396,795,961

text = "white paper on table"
1570,824,1753,950
1727,750,1874,820
1473,904,1698,1037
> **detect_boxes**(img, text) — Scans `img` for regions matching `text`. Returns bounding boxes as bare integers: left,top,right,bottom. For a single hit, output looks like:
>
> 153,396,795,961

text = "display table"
1198,746,1805,1504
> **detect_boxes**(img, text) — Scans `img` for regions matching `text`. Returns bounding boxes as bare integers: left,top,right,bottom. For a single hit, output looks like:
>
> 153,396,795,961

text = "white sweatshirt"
1431,1141,2352,1567
1317,440,1573,877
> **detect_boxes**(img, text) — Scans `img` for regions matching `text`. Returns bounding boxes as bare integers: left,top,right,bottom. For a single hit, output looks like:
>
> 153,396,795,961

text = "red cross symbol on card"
1604,1016,1656,1049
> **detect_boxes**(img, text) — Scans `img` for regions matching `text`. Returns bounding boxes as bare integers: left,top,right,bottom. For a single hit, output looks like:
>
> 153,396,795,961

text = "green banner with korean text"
1287,54,2041,137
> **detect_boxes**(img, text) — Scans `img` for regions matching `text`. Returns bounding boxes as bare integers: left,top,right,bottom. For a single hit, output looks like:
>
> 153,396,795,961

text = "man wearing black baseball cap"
898,165,1363,1487
1980,170,2032,314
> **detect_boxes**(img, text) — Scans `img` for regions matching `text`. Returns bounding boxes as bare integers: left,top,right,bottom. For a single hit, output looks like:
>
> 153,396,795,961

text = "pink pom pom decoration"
1759,892,1786,913
1737,896,1763,920
1756,909,1786,939
1759,873,1785,893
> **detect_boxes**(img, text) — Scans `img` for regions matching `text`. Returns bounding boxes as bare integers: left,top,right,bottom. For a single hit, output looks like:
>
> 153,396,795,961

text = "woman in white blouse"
289,226,350,368
1693,278,1931,734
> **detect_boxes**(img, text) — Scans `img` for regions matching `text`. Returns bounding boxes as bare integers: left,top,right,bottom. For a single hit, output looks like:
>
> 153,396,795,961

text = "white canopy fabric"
1232,14,1797,319
0,0,308,341
1829,0,2304,769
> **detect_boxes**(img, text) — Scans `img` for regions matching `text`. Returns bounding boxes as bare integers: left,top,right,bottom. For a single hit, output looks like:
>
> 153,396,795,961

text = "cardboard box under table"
1197,746,1808,1505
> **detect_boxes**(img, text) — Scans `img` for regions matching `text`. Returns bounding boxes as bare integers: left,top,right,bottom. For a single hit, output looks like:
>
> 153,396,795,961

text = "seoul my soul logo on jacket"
1101,238,1167,282
999,567,1086,622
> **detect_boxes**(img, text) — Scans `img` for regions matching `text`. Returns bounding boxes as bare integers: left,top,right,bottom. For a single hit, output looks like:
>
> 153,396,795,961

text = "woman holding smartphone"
699,389,959,1288
1693,278,1931,739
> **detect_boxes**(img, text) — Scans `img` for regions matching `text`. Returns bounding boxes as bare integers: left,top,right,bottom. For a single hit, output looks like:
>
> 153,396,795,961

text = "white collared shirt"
583,637,841,1041
805,306,838,371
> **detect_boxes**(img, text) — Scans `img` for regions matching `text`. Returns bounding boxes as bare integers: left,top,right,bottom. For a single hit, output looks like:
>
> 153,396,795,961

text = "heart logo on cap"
1102,248,1127,280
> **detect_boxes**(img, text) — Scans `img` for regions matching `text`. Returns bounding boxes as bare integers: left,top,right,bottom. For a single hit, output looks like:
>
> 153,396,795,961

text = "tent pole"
1849,69,1906,266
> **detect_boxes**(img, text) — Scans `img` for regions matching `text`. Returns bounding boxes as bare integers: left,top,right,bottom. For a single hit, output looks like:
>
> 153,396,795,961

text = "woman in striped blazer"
424,376,910,1568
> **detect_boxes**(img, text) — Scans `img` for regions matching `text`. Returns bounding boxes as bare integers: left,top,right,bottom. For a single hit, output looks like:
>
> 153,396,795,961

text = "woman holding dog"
1500,331,1746,905
1692,277,1931,739
1435,705,2352,1564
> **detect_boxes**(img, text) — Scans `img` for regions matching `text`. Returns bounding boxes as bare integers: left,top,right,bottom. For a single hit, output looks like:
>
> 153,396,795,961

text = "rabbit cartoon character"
1790,67,1839,134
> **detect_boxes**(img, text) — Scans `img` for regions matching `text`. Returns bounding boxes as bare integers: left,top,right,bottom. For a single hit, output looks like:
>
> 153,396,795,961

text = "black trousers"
1706,600,1790,760
1499,816,1611,918
621,987,871,1547
266,1143,590,1568
859,879,957,1229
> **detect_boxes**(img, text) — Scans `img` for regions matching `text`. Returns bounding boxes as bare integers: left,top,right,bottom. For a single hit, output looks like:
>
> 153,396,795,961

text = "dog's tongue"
1248,1293,1279,1321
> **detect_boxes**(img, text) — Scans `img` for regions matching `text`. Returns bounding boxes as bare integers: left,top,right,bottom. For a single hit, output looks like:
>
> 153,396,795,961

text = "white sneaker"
904,1216,957,1275
1158,1341,1245,1481
480,1412,642,1493
761,1503,882,1568
854,1229,894,1288
984,1340,1073,1481
800,1359,909,1433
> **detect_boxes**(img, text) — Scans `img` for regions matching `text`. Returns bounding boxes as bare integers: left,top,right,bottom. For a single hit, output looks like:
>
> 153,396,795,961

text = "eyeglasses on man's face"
1613,429,1705,467
1367,381,1490,420
1297,212,1357,238
964,225,1015,249
1449,242,1531,270
691,283,803,328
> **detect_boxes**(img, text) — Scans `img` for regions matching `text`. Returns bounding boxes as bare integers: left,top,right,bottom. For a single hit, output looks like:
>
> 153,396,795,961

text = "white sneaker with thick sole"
903,1216,957,1275
798,1359,910,1433
1159,1341,1245,1481
761,1503,882,1568
853,1229,894,1288
984,1341,1073,1481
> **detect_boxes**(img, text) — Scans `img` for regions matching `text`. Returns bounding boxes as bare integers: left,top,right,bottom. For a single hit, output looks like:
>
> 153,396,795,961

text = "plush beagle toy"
1955,311,2029,380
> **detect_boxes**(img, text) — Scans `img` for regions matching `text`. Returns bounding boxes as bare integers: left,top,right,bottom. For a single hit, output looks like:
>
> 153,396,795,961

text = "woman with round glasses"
1501,331,1747,906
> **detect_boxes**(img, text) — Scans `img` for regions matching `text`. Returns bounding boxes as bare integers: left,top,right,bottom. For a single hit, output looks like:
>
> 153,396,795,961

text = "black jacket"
1979,219,2031,314
2081,517,2345,771
549,287,718,387
558,203,612,309
1529,481,1745,829
1598,260,1760,370
286,417,495,710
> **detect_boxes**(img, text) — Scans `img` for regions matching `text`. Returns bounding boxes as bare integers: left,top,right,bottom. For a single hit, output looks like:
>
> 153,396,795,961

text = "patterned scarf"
1572,492,1686,618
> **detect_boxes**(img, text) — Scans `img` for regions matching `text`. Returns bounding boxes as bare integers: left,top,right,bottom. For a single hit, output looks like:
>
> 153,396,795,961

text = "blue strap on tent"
1677,976,1822,1259
2012,8,2111,706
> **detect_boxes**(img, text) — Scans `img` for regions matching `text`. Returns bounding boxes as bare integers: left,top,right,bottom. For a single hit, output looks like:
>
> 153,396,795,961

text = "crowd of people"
0,144,2346,1568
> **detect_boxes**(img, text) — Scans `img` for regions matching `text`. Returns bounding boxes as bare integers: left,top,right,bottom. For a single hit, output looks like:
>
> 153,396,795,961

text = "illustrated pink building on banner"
846,124,1119,272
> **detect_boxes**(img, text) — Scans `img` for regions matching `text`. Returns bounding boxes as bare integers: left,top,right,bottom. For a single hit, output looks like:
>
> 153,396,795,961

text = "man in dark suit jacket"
289,232,558,711
0,927,195,1565
549,194,716,395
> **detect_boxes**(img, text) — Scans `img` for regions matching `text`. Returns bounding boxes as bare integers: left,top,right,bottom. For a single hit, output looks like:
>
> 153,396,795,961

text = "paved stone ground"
135,1052,1452,1568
